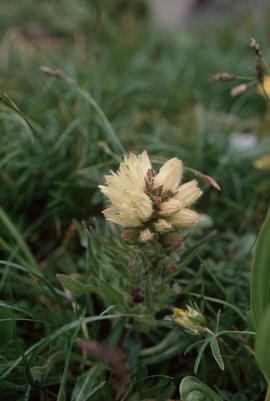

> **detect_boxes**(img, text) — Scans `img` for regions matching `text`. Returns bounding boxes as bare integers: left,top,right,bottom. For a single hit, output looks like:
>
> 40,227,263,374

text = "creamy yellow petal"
174,179,202,207
159,199,182,216
154,158,182,192
103,207,141,228
168,208,199,229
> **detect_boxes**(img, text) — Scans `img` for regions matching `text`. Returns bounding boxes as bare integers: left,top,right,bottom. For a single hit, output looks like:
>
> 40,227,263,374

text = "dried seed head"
212,72,236,82
250,37,262,58
255,59,264,83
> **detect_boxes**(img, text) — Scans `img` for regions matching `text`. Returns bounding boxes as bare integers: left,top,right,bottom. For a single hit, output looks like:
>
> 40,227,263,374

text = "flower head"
173,306,205,335
99,151,202,234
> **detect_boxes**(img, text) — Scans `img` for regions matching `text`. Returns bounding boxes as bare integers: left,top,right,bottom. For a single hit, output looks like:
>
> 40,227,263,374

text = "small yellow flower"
253,154,270,169
258,75,270,97
173,306,204,335
99,151,202,232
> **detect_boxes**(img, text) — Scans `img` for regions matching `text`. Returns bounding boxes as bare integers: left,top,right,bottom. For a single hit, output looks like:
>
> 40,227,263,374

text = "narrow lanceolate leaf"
194,339,210,374
210,336,224,371
255,307,270,382
251,206,270,328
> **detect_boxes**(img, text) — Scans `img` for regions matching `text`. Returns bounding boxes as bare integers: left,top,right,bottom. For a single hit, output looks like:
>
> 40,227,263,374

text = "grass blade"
251,206,270,328
0,207,39,274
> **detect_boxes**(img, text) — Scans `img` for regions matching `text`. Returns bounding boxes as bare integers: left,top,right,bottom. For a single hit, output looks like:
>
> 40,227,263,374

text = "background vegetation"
0,1,270,400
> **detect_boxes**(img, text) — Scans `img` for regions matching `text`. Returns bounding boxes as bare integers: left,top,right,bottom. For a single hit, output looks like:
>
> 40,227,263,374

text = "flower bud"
154,219,172,233
230,84,248,97
140,228,154,242
163,233,182,252
121,229,137,243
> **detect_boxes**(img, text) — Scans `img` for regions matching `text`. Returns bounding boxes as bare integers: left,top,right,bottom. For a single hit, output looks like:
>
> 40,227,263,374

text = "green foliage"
256,307,270,383
251,206,270,328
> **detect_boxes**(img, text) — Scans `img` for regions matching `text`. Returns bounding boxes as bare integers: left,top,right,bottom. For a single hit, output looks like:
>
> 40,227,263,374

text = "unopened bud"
163,233,182,252
162,284,169,291
230,84,248,97
169,264,177,272
132,287,144,303
154,219,172,233
153,196,161,204
140,228,154,242
121,229,137,243
128,263,135,271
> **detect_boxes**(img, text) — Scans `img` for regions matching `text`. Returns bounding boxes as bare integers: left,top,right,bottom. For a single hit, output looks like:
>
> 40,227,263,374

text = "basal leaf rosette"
99,151,202,244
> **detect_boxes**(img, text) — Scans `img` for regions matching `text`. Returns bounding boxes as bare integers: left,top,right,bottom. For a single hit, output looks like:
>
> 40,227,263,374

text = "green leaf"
57,274,99,296
0,93,38,143
57,323,81,401
251,206,270,329
210,336,224,371
255,307,270,382
30,363,51,384
86,228,99,276
194,339,210,374
0,300,56,326
95,277,124,305
179,376,221,401
0,307,15,344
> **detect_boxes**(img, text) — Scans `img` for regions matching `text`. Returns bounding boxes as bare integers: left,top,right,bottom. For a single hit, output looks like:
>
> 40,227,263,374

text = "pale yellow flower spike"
258,75,270,98
99,151,202,233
